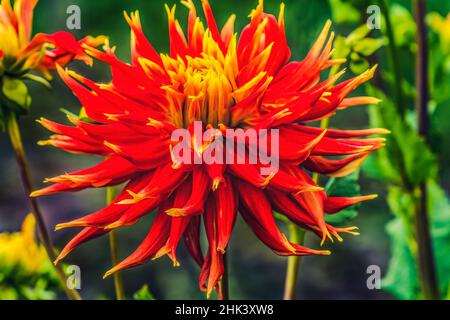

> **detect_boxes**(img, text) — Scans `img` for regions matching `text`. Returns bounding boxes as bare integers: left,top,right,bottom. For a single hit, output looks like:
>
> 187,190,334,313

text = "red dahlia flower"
0,0,105,78
33,0,386,298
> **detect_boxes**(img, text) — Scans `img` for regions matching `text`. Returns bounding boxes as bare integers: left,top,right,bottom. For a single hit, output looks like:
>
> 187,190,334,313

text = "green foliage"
0,260,60,300
363,76,449,300
383,181,450,299
365,87,437,188
60,107,95,123
388,4,416,49
332,25,386,75
0,76,32,114
382,209,418,299
22,74,52,90
133,284,155,300
325,172,361,224
363,88,450,299
0,71,52,129
329,0,361,25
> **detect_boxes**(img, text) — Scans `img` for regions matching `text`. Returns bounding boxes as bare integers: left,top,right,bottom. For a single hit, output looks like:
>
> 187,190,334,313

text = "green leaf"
346,25,371,45
1,76,31,114
133,284,155,300
329,0,361,25
333,35,352,61
383,181,450,299
60,107,96,124
325,171,360,224
349,56,370,75
274,211,290,223
389,4,417,48
366,87,437,187
22,73,52,89
353,38,387,56
382,212,418,299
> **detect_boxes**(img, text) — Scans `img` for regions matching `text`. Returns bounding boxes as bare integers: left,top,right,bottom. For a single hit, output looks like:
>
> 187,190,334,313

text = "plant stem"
221,252,230,300
283,226,306,300
6,112,81,300
413,0,439,300
106,186,126,300
379,0,406,118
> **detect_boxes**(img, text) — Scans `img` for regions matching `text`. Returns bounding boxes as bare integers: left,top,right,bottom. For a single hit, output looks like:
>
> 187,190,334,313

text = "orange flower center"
161,32,240,128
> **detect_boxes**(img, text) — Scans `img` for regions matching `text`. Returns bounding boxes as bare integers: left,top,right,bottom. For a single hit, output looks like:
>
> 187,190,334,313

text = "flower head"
34,0,386,298
0,214,47,274
0,0,105,78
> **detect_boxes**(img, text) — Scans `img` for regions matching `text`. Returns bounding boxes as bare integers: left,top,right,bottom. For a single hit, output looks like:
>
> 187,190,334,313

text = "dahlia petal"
201,0,225,52
228,162,267,189
29,31,102,68
180,0,197,42
66,69,166,116
67,117,150,144
303,153,370,178
220,14,236,46
255,89,325,129
165,4,188,57
166,167,210,217
103,138,171,169
33,156,137,196
201,195,225,298
56,65,117,122
324,195,378,214
311,137,385,156
284,166,330,243
38,134,109,156
103,208,171,278
269,189,331,241
291,125,391,139
215,176,237,252
267,166,324,194
118,163,190,204
103,195,162,230
184,216,204,266
124,11,162,65
278,129,327,163
238,181,329,255
54,227,107,265
300,66,378,122
338,96,382,110
37,117,93,142
155,180,192,266
267,20,332,94
14,0,37,43
205,163,225,191
83,45,165,105
54,174,154,229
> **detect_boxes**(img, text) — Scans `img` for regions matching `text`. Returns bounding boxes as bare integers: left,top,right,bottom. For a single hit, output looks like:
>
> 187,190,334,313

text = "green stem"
413,0,439,300
106,186,126,300
379,0,407,118
283,226,306,300
6,112,81,300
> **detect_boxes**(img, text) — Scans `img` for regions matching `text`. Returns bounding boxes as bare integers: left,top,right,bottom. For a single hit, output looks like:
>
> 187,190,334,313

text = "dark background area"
0,0,448,300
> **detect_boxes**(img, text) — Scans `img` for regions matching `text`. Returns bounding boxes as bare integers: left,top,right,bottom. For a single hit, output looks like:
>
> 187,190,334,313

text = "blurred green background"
0,0,449,300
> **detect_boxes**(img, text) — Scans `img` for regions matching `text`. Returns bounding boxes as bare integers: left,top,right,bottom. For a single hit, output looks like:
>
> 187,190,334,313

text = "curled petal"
104,208,171,278
237,181,329,256
55,227,107,265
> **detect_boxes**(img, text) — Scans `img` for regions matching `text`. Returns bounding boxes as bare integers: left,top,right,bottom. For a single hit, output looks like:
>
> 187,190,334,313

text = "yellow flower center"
159,32,239,128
